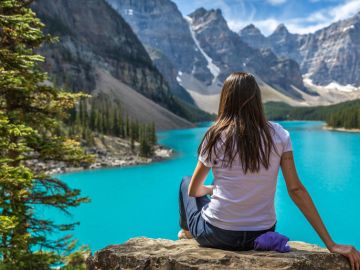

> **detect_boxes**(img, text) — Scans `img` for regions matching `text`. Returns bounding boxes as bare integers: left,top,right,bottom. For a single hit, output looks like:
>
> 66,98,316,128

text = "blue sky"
172,0,360,35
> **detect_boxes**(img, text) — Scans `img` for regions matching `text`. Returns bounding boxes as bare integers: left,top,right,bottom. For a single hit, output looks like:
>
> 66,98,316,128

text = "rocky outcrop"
86,237,350,270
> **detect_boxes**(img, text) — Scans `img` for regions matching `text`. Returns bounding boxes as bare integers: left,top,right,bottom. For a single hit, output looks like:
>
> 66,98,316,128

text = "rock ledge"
86,237,350,270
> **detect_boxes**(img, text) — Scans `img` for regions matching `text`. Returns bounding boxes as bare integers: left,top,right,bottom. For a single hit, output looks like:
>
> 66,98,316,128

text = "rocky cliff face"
106,0,213,87
188,8,311,99
300,13,360,86
33,0,168,102
240,12,360,87
240,24,304,65
239,24,270,50
145,46,195,105
267,24,304,65
31,0,198,128
86,237,350,270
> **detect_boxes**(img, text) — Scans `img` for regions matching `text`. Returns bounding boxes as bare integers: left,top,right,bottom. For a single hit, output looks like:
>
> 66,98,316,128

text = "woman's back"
199,121,292,231
180,73,360,265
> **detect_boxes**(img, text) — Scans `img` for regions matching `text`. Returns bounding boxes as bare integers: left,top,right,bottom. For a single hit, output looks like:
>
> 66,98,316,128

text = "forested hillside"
68,94,157,157
265,100,360,129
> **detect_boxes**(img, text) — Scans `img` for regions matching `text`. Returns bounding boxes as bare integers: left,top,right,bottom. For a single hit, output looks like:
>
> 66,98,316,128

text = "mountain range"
240,12,360,87
107,0,360,113
31,0,211,130
32,0,360,122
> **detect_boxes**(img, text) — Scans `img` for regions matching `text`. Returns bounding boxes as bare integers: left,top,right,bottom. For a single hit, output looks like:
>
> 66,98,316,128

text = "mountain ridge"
240,12,360,87
107,1,318,113
31,0,208,129
187,7,311,98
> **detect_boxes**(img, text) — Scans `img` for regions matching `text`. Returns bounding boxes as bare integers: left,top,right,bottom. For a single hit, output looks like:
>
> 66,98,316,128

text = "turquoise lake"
52,121,360,251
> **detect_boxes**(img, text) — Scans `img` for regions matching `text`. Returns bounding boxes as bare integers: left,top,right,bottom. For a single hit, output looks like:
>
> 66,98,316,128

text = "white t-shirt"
199,121,292,231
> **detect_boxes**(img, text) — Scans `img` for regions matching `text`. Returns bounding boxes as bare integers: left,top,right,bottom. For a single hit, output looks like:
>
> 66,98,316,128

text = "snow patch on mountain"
185,16,220,85
343,25,354,32
324,82,359,92
176,71,182,83
304,76,359,93
302,76,360,105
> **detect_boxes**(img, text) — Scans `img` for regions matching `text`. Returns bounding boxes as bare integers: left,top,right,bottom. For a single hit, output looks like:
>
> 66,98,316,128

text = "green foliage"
60,243,89,270
0,0,93,268
68,93,157,157
264,100,360,129
139,123,156,157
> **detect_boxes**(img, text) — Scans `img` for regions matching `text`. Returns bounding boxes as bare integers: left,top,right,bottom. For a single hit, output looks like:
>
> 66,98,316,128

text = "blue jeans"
179,176,276,251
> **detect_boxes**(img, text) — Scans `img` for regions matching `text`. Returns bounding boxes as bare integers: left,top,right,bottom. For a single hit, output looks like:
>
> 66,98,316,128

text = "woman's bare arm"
188,161,214,197
281,151,360,270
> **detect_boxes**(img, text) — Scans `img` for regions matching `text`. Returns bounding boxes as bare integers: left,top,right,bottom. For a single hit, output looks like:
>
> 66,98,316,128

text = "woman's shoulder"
268,121,290,140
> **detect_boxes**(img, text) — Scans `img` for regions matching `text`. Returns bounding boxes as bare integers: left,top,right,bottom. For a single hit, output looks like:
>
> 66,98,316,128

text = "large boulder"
86,237,350,270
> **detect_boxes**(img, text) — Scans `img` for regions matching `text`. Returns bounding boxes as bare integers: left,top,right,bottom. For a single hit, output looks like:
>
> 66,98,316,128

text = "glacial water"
51,121,360,251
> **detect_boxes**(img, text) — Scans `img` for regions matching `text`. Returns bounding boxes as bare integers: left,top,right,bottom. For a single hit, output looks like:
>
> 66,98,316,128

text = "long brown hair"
198,72,276,173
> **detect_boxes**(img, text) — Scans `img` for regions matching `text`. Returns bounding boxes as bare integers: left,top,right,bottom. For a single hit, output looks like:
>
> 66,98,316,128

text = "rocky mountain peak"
240,10,360,87
188,7,207,18
185,6,309,100
272,23,290,35
239,24,269,50
189,7,222,19
240,24,263,36
188,7,227,30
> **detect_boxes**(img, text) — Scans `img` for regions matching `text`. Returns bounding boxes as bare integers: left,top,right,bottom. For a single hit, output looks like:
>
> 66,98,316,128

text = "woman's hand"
329,244,360,270
280,151,360,270
205,185,214,196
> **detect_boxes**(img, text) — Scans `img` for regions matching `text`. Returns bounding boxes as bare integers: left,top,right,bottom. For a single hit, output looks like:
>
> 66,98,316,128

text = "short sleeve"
282,129,292,153
198,136,214,167
271,121,293,154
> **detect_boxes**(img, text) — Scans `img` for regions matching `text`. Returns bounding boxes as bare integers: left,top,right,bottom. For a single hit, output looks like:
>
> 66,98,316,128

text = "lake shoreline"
45,144,174,175
26,133,175,176
323,125,360,133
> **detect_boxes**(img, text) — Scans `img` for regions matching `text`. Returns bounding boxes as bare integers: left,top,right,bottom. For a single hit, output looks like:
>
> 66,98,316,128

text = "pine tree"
149,122,157,145
113,109,120,137
0,1,92,268
118,108,124,138
125,114,130,138
139,124,153,157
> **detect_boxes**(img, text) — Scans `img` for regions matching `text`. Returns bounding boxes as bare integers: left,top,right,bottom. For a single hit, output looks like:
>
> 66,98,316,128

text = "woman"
178,72,360,269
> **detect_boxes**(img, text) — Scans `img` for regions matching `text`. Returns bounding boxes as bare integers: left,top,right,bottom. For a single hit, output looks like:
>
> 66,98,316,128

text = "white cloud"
266,0,287,5
177,0,360,36
229,18,281,35
329,0,360,21
228,0,360,35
